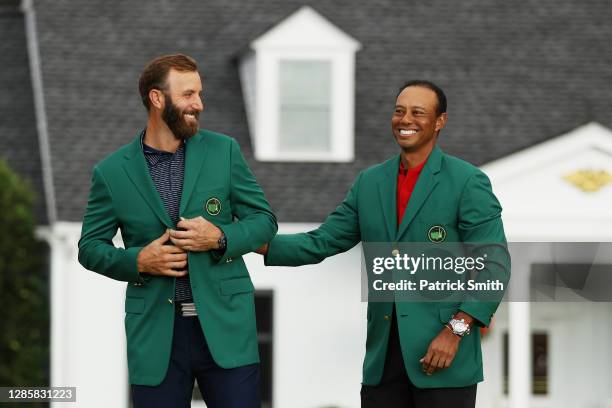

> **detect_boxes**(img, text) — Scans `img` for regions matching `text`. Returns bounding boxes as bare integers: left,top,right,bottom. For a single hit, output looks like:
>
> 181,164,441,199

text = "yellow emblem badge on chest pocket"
428,225,446,243
205,197,221,216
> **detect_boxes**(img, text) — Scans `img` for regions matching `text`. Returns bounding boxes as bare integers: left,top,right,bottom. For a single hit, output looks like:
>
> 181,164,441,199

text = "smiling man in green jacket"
78,54,276,408
258,80,510,408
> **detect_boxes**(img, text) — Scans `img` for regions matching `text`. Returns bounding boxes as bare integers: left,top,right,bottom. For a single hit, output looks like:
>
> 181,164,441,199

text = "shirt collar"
140,129,184,155
399,156,427,175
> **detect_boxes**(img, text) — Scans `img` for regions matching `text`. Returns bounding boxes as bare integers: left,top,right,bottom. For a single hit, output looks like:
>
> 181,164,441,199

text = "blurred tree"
0,159,49,398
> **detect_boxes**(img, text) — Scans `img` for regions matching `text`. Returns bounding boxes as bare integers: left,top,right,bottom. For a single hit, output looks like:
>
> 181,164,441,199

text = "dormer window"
239,6,361,162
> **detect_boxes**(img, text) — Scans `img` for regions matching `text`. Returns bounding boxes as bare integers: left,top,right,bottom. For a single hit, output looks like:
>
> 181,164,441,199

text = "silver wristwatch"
446,315,471,337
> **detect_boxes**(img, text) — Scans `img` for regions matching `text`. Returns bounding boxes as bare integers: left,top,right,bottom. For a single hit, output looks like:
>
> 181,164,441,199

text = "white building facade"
48,123,612,407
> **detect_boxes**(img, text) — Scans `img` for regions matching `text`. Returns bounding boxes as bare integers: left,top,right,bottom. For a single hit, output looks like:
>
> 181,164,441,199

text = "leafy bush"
0,159,49,394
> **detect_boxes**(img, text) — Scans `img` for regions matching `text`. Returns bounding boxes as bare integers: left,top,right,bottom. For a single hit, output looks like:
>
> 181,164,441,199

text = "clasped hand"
136,217,222,278
169,216,222,252
136,229,188,277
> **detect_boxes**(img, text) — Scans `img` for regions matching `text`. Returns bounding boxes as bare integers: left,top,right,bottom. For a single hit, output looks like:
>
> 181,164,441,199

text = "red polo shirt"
397,158,426,226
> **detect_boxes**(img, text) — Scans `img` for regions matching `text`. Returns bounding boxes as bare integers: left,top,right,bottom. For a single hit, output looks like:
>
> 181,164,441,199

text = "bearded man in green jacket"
78,54,276,408
258,80,510,408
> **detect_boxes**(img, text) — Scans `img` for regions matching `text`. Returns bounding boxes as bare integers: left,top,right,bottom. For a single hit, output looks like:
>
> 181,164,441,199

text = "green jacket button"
391,249,399,257
167,298,174,305
384,314,391,321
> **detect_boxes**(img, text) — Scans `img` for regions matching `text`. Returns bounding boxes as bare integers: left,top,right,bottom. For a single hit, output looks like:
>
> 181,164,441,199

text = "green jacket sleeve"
78,166,147,283
265,172,363,266
216,139,277,263
457,171,511,327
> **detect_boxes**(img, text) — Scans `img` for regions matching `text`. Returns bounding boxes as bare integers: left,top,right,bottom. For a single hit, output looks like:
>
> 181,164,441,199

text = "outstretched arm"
263,172,363,267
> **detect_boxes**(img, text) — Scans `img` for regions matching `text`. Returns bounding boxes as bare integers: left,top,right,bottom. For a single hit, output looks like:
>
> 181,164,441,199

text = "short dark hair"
396,80,447,116
138,54,198,110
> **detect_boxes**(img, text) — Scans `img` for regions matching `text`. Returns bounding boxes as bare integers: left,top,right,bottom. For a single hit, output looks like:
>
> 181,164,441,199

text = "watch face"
452,320,467,333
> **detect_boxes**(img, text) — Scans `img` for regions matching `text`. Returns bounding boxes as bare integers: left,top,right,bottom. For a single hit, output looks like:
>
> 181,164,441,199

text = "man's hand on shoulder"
137,230,188,277
169,216,222,252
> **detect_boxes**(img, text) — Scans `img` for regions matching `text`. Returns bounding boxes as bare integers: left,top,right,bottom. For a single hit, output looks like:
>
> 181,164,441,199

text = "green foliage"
0,159,49,392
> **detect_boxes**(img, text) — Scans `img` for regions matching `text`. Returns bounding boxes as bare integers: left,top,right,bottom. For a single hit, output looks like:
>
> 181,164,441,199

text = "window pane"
255,292,273,333
532,333,548,395
502,331,549,395
279,108,330,152
259,341,273,404
280,60,330,103
279,60,331,153
255,290,274,407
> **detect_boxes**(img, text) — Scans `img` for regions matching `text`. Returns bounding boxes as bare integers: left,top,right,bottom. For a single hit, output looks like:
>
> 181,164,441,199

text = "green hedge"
0,159,49,396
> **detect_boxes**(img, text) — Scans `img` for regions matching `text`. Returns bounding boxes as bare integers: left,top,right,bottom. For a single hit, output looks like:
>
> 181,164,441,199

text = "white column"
50,223,129,408
509,301,531,408
49,226,70,395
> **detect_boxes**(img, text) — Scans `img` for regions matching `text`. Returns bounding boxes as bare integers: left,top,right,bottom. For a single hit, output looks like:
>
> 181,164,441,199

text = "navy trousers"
131,312,261,408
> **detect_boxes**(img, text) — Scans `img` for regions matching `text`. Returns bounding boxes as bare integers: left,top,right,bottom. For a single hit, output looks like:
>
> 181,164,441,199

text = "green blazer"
266,145,510,388
78,129,277,386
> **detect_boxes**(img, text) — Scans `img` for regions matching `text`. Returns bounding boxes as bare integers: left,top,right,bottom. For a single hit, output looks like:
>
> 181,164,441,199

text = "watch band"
217,233,227,250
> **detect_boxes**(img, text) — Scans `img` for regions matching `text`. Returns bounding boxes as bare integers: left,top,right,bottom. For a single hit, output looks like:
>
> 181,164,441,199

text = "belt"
176,301,198,317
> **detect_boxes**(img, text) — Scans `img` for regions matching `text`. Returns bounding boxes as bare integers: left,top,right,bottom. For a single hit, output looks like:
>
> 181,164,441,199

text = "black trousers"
360,312,477,408
131,312,261,408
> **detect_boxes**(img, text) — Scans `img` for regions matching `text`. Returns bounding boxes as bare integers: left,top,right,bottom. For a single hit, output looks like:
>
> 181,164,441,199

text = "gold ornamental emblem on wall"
563,169,612,193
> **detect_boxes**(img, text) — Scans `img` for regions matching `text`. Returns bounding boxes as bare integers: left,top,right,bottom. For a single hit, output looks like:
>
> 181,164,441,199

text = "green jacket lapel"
377,155,400,241
122,132,173,228
396,145,442,241
179,131,208,215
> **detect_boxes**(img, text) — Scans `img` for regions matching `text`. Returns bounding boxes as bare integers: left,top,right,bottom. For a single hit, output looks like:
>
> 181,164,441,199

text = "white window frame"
254,49,354,162
239,6,361,162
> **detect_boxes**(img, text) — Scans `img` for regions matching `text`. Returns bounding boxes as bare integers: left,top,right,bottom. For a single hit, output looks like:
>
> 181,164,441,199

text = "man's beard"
162,94,199,141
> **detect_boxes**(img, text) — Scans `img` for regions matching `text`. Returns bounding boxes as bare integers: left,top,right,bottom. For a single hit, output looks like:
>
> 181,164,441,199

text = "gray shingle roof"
0,7,48,225
30,0,612,222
